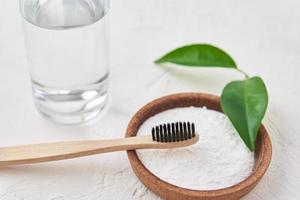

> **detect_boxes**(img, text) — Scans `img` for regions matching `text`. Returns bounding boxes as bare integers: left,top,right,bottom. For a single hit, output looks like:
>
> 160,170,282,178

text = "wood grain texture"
126,93,272,200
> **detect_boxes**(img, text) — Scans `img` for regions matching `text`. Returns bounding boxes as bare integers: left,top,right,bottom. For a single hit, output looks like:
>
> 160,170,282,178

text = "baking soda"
137,107,254,190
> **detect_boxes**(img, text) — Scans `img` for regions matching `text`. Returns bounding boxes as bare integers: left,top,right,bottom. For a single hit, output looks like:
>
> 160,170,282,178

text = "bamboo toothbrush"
0,122,198,166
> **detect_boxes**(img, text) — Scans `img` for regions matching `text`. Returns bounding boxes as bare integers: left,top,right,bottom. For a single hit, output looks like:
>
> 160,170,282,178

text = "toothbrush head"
151,122,196,143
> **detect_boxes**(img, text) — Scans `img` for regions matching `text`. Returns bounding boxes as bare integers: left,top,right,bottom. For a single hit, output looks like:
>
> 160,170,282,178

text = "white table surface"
1,0,300,199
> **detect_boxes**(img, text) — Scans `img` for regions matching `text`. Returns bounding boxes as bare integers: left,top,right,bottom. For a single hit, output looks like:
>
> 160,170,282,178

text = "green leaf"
155,44,237,68
221,76,268,151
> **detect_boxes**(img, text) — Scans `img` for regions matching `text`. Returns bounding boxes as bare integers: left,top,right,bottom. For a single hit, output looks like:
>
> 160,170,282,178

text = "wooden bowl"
126,93,272,200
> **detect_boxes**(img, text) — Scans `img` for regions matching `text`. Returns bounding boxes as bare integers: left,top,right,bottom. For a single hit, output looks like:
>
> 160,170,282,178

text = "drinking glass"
19,0,110,124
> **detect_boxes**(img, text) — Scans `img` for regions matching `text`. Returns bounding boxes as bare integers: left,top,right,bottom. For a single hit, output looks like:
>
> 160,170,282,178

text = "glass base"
32,79,108,124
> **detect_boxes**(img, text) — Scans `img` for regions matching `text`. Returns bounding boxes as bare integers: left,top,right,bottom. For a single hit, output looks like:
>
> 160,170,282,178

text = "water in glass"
20,0,109,124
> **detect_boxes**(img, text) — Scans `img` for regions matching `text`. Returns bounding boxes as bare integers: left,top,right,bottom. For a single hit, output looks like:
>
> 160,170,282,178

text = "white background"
0,0,300,199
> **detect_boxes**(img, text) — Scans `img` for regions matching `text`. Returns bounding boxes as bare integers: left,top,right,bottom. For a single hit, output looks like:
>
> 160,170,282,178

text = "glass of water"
19,0,110,124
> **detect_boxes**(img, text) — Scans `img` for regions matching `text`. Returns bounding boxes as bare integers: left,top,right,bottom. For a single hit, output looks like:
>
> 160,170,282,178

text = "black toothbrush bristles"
151,127,155,141
187,122,191,139
167,123,171,142
151,122,196,143
180,122,184,141
175,122,180,141
183,122,187,140
191,123,195,137
171,123,176,142
155,126,160,142
163,124,167,143
159,125,163,143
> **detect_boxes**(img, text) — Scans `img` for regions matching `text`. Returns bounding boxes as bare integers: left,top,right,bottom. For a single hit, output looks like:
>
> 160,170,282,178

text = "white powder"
137,107,255,190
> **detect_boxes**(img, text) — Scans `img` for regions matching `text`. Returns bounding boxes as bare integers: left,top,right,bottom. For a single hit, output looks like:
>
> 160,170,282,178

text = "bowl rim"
126,92,272,198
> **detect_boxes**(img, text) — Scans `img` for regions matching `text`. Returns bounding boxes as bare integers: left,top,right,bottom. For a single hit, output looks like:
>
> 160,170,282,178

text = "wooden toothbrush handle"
0,136,155,166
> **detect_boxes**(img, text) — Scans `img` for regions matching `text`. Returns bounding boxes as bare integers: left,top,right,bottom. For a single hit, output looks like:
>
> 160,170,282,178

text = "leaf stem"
236,68,249,79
